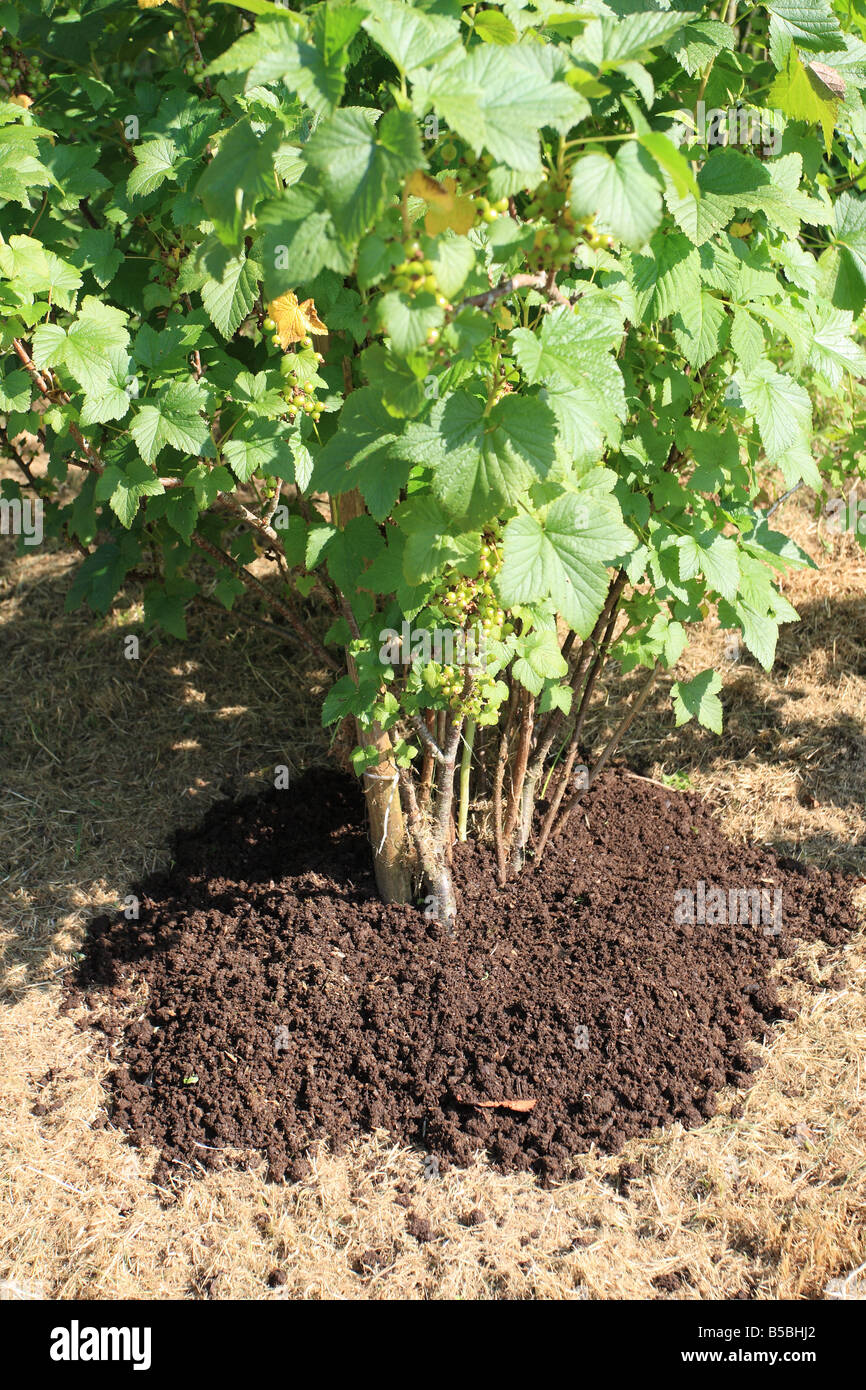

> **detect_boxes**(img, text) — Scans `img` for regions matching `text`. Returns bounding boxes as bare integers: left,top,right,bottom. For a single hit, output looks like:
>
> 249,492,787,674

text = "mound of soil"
68,769,857,1184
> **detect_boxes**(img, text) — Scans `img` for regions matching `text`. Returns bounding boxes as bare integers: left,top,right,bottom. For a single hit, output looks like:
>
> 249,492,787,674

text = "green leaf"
72,228,123,289
730,307,764,375
395,494,481,585
426,235,475,299
570,142,663,249
576,11,702,67
312,388,411,520
510,300,623,387
131,380,210,466
633,232,701,323
674,290,727,369
32,297,129,395
677,531,739,602
474,9,517,45
96,458,165,528
766,0,845,58
377,289,443,356
0,235,81,309
498,492,633,637
416,44,588,180
405,391,558,526
672,669,723,734
209,17,349,114
638,131,699,199
127,137,180,199
738,360,812,462
223,419,288,483
666,19,736,76
807,303,866,384
769,46,838,150
258,186,351,299
826,191,866,313
305,106,421,243
513,630,568,695
196,121,281,247
0,369,30,413
80,348,134,426
200,249,261,338
362,0,461,74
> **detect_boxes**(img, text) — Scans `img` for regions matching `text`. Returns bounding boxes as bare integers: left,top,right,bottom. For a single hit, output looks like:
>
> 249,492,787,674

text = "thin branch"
454,272,569,316
190,532,339,671
503,688,535,862
553,661,662,835
408,713,446,764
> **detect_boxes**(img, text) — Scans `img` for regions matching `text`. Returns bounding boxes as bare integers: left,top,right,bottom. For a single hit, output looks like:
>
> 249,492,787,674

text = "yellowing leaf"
769,47,839,152
407,169,449,204
9,94,33,108
728,220,753,237
268,292,328,349
408,171,476,235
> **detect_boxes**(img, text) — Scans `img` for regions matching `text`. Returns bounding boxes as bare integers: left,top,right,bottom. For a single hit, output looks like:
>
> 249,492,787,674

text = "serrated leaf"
305,106,421,242
570,142,663,250
201,250,261,338
96,458,165,528
633,232,701,322
313,388,411,520
362,0,461,74
128,137,180,199
730,306,764,374
677,531,739,601
766,0,845,57
674,290,727,369
32,297,128,395
638,131,699,199
498,492,633,637
405,391,557,526
672,668,723,734
769,45,839,150
131,379,210,466
808,303,866,384
738,360,812,462
196,120,281,246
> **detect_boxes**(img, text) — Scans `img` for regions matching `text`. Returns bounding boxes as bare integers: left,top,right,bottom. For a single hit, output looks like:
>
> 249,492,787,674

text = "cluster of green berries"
528,221,578,272
473,195,509,224
434,545,513,714
185,4,215,34
438,664,501,719
392,240,449,309
438,544,507,637
438,664,465,702
581,219,616,252
150,236,186,311
0,42,48,97
524,178,571,223
268,337,325,424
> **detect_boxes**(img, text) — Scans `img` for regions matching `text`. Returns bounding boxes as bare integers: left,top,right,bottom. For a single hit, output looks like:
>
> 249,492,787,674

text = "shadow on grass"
1,539,864,996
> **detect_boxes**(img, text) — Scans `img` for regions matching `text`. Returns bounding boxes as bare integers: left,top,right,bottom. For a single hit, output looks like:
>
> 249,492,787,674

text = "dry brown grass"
1,490,864,1300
